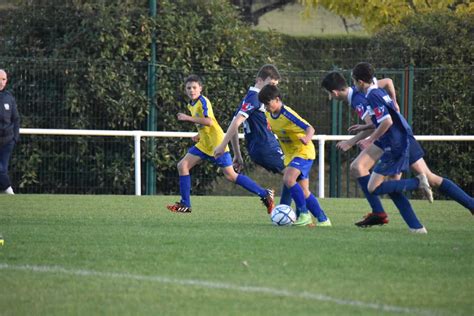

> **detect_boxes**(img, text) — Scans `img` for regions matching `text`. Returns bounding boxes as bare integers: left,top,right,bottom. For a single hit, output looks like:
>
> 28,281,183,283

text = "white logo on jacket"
4,103,10,110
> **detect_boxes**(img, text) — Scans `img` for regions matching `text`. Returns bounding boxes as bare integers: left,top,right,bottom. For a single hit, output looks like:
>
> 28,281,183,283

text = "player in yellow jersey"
258,84,331,227
167,75,274,213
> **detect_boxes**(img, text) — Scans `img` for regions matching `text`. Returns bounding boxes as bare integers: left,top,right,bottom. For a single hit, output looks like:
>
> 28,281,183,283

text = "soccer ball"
270,204,296,226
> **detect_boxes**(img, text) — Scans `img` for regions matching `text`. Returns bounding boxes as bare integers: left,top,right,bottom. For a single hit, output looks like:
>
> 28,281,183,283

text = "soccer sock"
179,175,191,207
439,178,474,211
373,178,419,195
236,174,266,197
388,192,423,229
289,183,308,214
279,184,292,206
357,175,385,214
305,194,328,222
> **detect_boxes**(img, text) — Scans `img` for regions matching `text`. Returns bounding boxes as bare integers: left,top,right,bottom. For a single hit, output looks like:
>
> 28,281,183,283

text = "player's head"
352,62,374,89
256,64,281,87
321,71,349,101
184,74,203,101
0,69,7,91
258,84,282,113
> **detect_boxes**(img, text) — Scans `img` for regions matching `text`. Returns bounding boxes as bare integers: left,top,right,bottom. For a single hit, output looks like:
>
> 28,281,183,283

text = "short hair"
184,74,202,86
321,71,347,92
258,84,281,105
256,64,281,81
352,62,374,84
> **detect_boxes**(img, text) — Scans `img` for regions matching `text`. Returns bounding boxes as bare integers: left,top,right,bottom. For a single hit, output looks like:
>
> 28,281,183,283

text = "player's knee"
177,160,188,174
349,161,364,178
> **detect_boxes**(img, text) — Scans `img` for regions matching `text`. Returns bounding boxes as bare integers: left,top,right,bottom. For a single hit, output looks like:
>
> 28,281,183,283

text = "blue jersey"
348,86,370,120
235,87,281,154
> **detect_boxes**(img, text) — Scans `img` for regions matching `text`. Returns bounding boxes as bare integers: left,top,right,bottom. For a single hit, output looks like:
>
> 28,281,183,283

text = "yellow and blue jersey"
265,105,315,166
187,95,229,156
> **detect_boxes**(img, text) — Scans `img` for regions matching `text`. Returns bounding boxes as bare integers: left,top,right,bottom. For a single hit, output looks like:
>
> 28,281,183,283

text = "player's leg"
384,173,426,232
299,178,331,226
368,149,433,202
167,152,201,213
283,166,311,226
411,158,474,213
350,144,389,226
250,146,292,206
0,140,14,194
219,152,274,213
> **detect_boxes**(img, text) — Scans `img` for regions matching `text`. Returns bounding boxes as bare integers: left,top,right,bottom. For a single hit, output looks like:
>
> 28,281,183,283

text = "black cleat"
355,212,389,227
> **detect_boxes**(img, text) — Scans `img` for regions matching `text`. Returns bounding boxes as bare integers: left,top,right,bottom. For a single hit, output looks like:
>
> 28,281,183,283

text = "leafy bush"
0,0,281,194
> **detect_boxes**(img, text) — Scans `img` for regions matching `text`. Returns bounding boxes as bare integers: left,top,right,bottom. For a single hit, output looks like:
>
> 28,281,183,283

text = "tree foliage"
0,0,281,194
300,0,473,32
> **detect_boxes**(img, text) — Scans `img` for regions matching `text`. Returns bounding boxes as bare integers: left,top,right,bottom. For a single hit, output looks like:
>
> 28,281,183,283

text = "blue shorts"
288,157,313,181
373,141,410,176
249,146,285,174
408,134,424,165
188,146,232,168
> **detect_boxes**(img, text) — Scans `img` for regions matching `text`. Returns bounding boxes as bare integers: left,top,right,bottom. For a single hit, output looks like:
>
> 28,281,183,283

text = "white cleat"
4,186,14,195
417,174,433,203
410,226,428,234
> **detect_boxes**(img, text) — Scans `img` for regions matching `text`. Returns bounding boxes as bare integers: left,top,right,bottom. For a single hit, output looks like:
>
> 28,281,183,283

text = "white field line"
0,263,436,316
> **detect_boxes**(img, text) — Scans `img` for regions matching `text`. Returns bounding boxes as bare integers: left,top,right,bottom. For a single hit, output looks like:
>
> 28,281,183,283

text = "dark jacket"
0,89,20,147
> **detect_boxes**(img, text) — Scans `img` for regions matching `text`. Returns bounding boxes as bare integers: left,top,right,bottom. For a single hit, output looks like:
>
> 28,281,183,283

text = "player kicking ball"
258,84,331,227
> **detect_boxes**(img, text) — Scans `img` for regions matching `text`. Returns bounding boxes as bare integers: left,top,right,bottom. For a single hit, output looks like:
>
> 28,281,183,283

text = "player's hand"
177,113,190,121
348,124,369,133
191,134,200,142
357,137,373,151
214,145,225,158
336,140,352,152
233,156,244,173
299,136,311,145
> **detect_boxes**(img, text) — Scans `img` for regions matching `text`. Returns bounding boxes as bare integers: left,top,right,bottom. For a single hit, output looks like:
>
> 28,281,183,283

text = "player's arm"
299,125,315,145
357,115,393,149
378,78,400,112
214,114,246,158
177,113,212,126
337,116,374,152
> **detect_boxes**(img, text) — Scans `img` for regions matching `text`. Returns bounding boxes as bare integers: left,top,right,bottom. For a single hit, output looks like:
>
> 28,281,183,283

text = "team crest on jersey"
355,104,365,118
241,102,253,112
374,106,385,119
4,103,9,110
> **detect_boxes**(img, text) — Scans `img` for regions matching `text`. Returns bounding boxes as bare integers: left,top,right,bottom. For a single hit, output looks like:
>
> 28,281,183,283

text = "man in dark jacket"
0,69,20,194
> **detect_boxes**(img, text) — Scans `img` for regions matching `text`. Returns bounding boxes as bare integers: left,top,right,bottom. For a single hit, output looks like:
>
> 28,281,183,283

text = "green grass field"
0,195,472,315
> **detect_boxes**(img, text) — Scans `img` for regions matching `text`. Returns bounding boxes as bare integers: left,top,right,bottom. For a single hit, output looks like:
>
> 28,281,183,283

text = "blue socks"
439,178,474,211
179,175,191,207
357,175,385,214
373,178,419,195
236,174,267,197
388,192,423,229
306,194,328,222
280,184,292,206
289,183,308,214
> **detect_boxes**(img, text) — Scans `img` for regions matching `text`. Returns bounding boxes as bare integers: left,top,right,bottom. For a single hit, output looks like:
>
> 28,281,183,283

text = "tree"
300,0,473,32
0,0,282,194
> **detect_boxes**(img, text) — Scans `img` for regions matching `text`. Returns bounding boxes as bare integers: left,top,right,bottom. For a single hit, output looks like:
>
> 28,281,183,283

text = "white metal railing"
20,128,474,197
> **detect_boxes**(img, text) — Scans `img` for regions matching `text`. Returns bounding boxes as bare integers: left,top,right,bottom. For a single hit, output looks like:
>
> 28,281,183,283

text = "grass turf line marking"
0,263,435,315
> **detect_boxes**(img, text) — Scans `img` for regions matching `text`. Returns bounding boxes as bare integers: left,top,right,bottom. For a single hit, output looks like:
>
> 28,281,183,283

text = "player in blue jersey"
258,84,331,227
321,71,474,227
166,75,274,213
214,64,292,207
349,62,435,233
